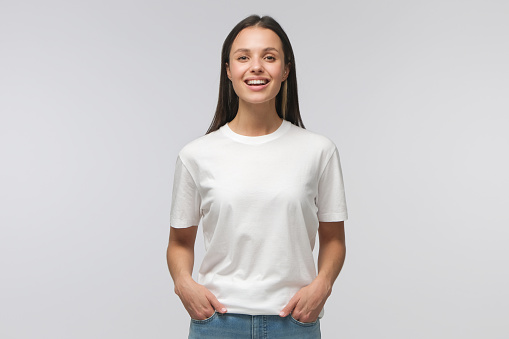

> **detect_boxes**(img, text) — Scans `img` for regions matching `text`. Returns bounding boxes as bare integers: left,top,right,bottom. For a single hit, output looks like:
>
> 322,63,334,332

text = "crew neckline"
220,119,292,145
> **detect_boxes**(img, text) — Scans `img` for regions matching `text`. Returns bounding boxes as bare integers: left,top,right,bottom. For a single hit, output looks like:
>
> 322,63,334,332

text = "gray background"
1,0,508,338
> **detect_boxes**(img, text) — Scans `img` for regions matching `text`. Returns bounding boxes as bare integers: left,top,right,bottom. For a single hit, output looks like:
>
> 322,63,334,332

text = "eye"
265,55,276,61
237,56,248,61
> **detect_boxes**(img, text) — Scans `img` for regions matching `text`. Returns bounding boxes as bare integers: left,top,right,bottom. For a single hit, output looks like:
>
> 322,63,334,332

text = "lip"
243,77,271,91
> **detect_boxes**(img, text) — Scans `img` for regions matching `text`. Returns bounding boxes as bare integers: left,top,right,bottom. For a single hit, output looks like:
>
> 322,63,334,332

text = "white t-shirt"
170,119,348,318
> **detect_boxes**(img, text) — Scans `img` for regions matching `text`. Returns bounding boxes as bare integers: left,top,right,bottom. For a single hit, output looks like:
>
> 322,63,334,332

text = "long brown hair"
205,15,306,134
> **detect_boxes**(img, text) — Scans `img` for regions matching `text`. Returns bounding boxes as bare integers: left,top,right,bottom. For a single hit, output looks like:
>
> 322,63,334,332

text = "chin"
241,98,275,106
239,94,278,105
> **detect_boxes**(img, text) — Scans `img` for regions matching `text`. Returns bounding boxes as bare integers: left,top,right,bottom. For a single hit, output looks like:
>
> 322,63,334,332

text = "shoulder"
288,122,338,155
177,128,223,165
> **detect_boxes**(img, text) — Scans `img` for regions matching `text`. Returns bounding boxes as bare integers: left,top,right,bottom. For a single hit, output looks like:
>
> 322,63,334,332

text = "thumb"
279,293,300,317
206,291,228,314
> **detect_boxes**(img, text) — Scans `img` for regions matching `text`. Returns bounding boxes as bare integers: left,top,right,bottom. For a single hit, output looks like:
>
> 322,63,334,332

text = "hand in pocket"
175,277,227,320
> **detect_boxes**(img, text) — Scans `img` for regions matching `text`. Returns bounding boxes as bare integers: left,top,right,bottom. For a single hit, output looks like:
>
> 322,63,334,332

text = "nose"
250,59,263,73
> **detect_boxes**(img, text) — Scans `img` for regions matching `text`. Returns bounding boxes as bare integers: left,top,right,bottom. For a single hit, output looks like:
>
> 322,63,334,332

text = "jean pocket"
191,311,218,324
289,313,319,327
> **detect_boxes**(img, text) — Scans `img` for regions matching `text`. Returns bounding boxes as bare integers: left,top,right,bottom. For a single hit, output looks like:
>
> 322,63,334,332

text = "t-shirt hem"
170,218,200,228
221,306,326,319
317,212,348,222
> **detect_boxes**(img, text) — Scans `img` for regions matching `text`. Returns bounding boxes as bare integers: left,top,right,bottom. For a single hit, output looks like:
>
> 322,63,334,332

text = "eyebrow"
232,47,280,54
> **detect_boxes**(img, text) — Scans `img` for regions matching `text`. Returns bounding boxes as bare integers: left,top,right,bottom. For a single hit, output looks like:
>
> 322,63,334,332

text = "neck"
229,99,282,136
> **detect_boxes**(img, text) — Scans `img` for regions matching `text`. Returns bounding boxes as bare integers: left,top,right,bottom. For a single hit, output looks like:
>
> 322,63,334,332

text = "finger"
280,293,300,317
206,291,228,313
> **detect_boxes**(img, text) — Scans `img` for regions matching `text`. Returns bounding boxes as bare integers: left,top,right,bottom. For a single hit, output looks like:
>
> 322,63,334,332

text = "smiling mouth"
245,79,269,86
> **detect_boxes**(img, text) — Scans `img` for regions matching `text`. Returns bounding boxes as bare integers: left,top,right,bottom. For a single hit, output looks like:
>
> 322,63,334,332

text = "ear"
283,63,290,81
226,63,232,80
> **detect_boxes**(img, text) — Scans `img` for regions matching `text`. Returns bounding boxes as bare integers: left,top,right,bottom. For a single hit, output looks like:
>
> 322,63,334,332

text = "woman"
167,14,348,339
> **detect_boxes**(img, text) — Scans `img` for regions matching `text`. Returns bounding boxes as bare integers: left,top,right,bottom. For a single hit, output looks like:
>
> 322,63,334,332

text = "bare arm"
167,226,197,287
280,221,346,322
316,220,347,292
167,226,227,319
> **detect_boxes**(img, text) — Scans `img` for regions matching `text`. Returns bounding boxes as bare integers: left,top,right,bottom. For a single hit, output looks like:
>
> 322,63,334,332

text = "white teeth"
246,79,268,85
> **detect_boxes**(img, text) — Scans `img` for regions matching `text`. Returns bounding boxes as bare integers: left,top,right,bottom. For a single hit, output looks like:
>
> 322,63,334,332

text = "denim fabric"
188,311,321,339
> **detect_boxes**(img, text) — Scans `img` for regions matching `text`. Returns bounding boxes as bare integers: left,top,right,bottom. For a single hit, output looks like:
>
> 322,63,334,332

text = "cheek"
229,64,247,78
268,63,284,77
231,70,243,79
229,68,246,91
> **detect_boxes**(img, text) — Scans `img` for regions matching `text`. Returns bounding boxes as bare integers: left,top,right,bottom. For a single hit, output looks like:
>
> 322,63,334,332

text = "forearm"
280,224,346,319
167,240,195,289
316,231,346,291
166,233,227,317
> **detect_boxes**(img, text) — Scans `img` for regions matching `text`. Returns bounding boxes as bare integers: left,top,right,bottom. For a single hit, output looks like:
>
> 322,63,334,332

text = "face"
226,27,289,106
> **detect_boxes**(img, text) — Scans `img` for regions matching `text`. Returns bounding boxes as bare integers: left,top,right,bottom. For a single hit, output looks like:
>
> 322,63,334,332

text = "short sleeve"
316,147,348,222
169,155,202,228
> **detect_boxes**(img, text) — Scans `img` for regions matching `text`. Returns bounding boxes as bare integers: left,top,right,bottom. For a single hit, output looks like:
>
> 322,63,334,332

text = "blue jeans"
188,311,321,339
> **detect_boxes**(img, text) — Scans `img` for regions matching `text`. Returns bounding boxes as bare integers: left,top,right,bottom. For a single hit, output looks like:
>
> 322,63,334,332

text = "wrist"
174,274,194,294
314,274,333,295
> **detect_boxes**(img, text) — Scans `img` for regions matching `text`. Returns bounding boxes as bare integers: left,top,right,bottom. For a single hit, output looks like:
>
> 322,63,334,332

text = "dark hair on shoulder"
205,14,305,134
